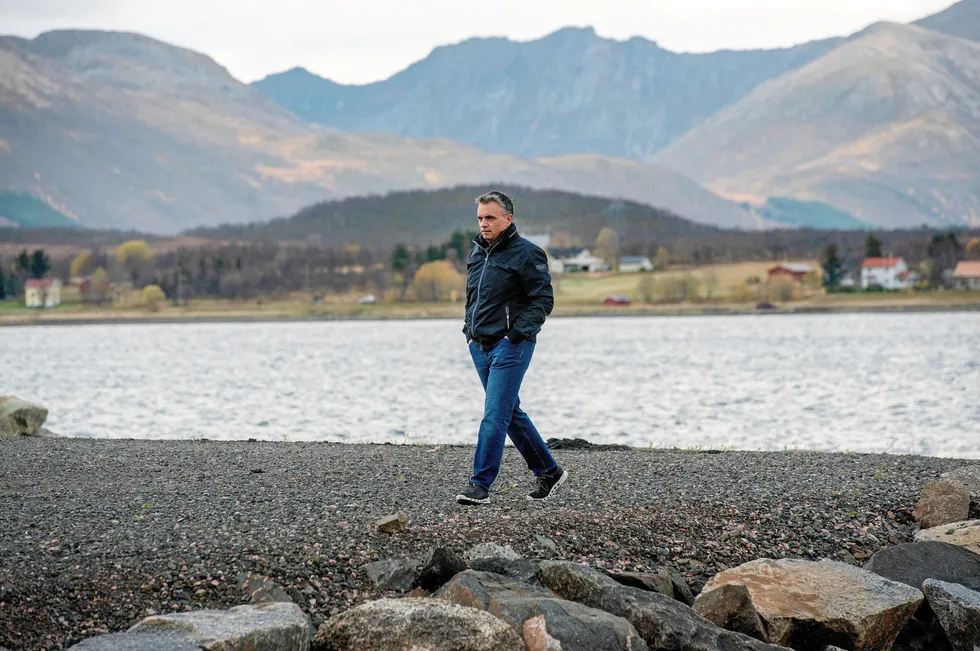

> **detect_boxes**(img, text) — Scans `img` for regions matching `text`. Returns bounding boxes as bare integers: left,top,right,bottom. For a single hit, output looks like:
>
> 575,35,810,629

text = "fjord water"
6,312,979,458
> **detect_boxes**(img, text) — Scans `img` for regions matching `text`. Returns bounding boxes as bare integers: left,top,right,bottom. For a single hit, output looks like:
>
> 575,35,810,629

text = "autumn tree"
967,237,980,260
116,240,154,287
70,250,93,278
653,246,670,272
593,227,620,269
410,260,464,302
141,284,166,312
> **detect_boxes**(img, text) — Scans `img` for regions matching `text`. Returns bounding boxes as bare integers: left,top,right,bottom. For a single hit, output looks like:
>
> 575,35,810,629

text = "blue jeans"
468,338,558,489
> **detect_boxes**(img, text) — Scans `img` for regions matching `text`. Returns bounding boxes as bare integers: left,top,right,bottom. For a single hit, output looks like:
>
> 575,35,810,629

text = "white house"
953,261,980,290
551,248,607,273
860,257,910,289
619,256,653,273
25,278,62,307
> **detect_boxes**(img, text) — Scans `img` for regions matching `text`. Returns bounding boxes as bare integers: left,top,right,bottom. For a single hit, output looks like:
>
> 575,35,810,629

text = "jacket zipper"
471,242,494,333
506,306,510,331
470,228,512,338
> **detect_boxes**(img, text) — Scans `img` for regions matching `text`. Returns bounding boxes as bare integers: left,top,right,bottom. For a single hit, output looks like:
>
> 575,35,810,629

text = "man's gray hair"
475,190,514,216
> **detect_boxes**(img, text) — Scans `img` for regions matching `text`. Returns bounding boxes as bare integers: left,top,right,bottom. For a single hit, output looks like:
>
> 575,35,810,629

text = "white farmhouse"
619,256,654,273
860,257,910,290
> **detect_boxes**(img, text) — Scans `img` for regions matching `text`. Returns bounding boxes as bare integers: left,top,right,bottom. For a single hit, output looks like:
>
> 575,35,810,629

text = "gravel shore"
0,438,972,650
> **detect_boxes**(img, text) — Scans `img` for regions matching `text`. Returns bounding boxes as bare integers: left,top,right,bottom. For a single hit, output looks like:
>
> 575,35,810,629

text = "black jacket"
462,224,554,346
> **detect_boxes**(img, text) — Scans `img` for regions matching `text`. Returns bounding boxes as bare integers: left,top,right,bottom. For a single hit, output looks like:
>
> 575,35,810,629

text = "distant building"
953,261,980,290
860,257,910,290
619,256,653,273
549,248,607,273
767,263,813,283
25,278,62,308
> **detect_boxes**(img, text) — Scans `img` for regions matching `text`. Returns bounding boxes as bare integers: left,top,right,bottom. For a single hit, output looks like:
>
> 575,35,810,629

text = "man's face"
477,201,513,243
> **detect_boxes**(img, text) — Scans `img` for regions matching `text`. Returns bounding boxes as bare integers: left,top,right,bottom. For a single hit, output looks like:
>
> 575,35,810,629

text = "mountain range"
254,0,980,229
0,31,752,234
0,0,977,235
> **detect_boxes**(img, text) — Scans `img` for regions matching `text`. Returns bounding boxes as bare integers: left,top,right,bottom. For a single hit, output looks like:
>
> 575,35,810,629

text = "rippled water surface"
4,313,979,457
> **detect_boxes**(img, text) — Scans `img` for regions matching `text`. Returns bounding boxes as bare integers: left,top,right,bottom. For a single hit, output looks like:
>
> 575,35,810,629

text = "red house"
767,264,813,283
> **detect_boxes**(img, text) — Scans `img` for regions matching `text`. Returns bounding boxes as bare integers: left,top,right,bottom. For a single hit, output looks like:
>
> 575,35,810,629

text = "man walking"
456,190,568,505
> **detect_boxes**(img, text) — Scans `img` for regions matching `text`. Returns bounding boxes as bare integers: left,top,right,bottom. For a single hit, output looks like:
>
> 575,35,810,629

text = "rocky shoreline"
1,431,979,650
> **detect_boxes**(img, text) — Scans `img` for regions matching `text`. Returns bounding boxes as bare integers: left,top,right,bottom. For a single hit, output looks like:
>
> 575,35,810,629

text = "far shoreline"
3,299,980,328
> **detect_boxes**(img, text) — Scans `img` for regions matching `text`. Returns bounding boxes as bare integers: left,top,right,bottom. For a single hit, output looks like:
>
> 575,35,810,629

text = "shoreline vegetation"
3,289,980,327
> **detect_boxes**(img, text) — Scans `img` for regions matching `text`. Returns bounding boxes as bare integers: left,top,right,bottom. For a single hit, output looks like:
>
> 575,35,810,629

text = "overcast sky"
0,0,957,84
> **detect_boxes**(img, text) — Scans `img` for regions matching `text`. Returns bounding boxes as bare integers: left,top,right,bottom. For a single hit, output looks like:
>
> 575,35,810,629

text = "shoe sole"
456,494,491,505
527,470,568,501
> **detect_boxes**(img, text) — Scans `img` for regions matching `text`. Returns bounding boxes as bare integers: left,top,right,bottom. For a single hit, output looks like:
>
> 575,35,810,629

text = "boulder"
922,579,980,651
68,633,203,650
604,569,695,605
311,597,524,651
915,520,980,556
693,583,768,642
535,536,558,554
470,557,542,584
362,558,421,592
375,512,408,533
468,542,522,562
0,396,48,438
915,482,971,529
523,615,563,651
129,602,310,650
696,558,922,651
437,570,647,651
416,546,468,592
866,541,980,590
237,573,292,604
538,561,788,651
941,466,980,510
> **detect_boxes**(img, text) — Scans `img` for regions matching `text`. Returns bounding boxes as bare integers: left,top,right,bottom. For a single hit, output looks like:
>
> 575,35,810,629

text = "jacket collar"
475,223,519,251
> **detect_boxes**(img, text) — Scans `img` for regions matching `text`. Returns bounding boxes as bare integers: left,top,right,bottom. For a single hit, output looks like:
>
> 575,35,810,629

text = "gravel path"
0,438,972,650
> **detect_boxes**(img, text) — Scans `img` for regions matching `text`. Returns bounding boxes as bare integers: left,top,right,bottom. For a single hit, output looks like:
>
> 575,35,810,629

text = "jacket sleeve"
509,247,554,342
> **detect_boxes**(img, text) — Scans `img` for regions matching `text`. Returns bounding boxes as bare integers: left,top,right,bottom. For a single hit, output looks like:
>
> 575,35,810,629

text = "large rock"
696,558,922,651
237,573,292,604
375,512,408,533
867,541,980,590
311,597,524,651
604,569,695,606
416,546,469,592
538,561,788,651
362,558,421,592
129,602,310,650
470,557,542,584
0,396,48,437
468,542,523,562
915,482,971,529
922,579,980,651
524,615,563,651
915,520,980,556
693,583,768,642
941,466,980,508
437,570,648,651
68,633,203,650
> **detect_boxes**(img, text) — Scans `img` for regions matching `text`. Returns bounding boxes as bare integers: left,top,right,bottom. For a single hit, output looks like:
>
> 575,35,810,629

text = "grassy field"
3,261,980,326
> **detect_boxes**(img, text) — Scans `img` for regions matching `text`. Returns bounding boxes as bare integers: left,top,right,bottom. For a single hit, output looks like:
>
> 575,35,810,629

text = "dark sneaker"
527,467,568,501
456,482,490,505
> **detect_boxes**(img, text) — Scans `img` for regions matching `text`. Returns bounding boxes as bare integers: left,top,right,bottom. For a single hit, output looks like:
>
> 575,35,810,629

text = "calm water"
3,313,979,458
